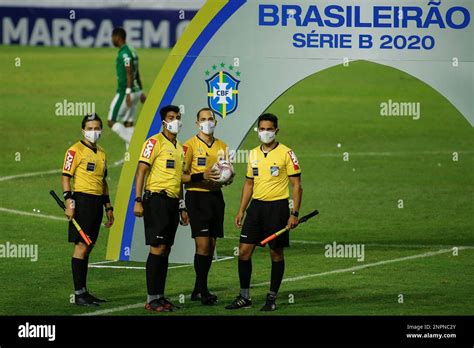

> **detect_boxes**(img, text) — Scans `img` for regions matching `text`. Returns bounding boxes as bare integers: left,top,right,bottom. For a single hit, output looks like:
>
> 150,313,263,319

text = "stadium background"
0,0,473,316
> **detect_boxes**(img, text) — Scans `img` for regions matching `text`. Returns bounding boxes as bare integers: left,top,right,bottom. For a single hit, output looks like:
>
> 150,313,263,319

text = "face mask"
164,119,183,134
199,120,216,135
83,130,102,143
258,130,276,144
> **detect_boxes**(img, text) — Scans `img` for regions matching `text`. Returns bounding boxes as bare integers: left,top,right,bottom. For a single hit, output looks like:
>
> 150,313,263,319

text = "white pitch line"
0,169,61,182
252,247,472,286
224,236,472,250
0,162,123,182
88,256,234,270
0,207,65,221
79,247,472,316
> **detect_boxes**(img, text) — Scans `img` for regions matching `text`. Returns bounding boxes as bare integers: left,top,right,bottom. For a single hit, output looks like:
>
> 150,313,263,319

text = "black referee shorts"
240,199,290,250
143,191,179,246
68,192,104,245
185,189,225,239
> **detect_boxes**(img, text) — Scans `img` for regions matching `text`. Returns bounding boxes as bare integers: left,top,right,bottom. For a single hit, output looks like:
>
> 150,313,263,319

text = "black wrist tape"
63,191,73,200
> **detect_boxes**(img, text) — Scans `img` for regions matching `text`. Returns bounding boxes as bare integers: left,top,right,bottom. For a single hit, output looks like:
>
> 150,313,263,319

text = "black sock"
82,254,89,290
146,253,161,296
238,259,252,289
270,260,285,295
147,253,169,296
194,254,213,294
71,257,86,292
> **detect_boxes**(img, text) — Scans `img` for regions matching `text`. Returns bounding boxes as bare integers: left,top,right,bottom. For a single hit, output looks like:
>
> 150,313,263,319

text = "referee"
182,108,231,305
134,105,189,312
62,113,114,306
225,113,302,311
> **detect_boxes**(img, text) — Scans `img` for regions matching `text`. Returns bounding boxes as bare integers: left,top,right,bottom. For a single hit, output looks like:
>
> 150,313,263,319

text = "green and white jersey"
116,44,140,93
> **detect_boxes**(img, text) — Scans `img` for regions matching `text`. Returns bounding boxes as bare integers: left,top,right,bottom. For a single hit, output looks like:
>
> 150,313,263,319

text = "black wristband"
63,191,73,200
103,195,111,205
291,211,299,217
191,173,205,182
105,206,114,212
134,197,142,203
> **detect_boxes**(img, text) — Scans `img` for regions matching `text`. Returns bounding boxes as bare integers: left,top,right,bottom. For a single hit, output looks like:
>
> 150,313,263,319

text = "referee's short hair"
160,105,180,120
112,27,126,40
82,113,103,129
258,113,278,129
196,107,214,120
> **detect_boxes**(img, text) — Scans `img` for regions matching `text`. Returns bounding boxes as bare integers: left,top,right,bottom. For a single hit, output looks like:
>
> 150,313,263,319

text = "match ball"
211,160,234,184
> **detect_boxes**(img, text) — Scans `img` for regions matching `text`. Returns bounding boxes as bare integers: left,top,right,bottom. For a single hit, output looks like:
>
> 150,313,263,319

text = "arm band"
63,191,73,200
191,173,204,182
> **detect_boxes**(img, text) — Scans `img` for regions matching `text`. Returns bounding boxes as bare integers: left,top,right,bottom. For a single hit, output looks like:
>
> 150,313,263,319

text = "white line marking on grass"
252,247,473,286
0,169,61,182
88,256,234,270
80,247,472,316
89,260,119,265
224,236,473,249
0,207,64,221
0,163,123,182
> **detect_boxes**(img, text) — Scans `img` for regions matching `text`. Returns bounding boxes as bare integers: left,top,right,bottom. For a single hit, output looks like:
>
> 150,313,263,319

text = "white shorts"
108,90,141,123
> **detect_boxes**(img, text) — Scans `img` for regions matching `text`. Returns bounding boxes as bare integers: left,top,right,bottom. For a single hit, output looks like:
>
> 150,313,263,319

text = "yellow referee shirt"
246,143,301,201
62,141,107,196
139,132,184,199
183,135,228,192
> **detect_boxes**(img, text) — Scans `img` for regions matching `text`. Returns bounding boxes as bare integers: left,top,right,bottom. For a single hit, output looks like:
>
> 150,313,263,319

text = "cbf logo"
205,63,240,118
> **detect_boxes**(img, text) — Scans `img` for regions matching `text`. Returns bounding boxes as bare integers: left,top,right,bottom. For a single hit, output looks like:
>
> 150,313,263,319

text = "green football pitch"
0,46,473,316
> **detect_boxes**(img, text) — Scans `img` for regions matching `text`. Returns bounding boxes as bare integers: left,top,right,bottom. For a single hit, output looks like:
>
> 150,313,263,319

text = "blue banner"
0,6,197,48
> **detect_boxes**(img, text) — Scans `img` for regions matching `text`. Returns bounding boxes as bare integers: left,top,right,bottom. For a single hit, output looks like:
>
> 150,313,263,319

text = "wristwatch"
291,211,299,217
134,197,142,203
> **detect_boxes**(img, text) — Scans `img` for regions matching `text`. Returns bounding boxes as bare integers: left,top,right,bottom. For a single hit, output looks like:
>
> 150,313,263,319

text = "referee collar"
81,140,97,154
196,134,215,148
260,142,279,157
161,132,177,148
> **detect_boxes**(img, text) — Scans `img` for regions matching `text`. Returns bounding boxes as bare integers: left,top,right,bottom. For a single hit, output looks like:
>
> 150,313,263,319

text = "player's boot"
85,291,107,303
260,294,277,312
225,295,252,309
75,293,99,307
158,297,180,311
145,299,166,312
200,292,218,306
191,290,201,301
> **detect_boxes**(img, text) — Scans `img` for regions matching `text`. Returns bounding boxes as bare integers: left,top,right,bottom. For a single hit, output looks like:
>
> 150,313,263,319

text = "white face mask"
164,119,183,134
83,130,102,143
199,120,216,135
258,130,276,144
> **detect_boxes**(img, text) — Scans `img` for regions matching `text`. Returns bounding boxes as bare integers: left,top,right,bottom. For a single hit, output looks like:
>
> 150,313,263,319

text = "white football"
211,160,235,184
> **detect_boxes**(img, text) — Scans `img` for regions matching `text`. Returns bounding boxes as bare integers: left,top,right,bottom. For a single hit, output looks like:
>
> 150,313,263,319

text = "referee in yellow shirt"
226,113,302,311
62,113,114,306
182,107,231,306
134,105,189,313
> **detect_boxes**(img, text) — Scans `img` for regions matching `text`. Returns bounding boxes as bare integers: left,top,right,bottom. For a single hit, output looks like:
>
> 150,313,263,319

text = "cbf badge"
205,63,240,118
270,166,280,177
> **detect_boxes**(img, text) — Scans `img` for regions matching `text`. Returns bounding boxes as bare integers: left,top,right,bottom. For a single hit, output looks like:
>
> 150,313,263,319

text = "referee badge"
86,162,96,172
252,167,259,176
270,166,280,177
197,157,206,166
166,160,175,169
